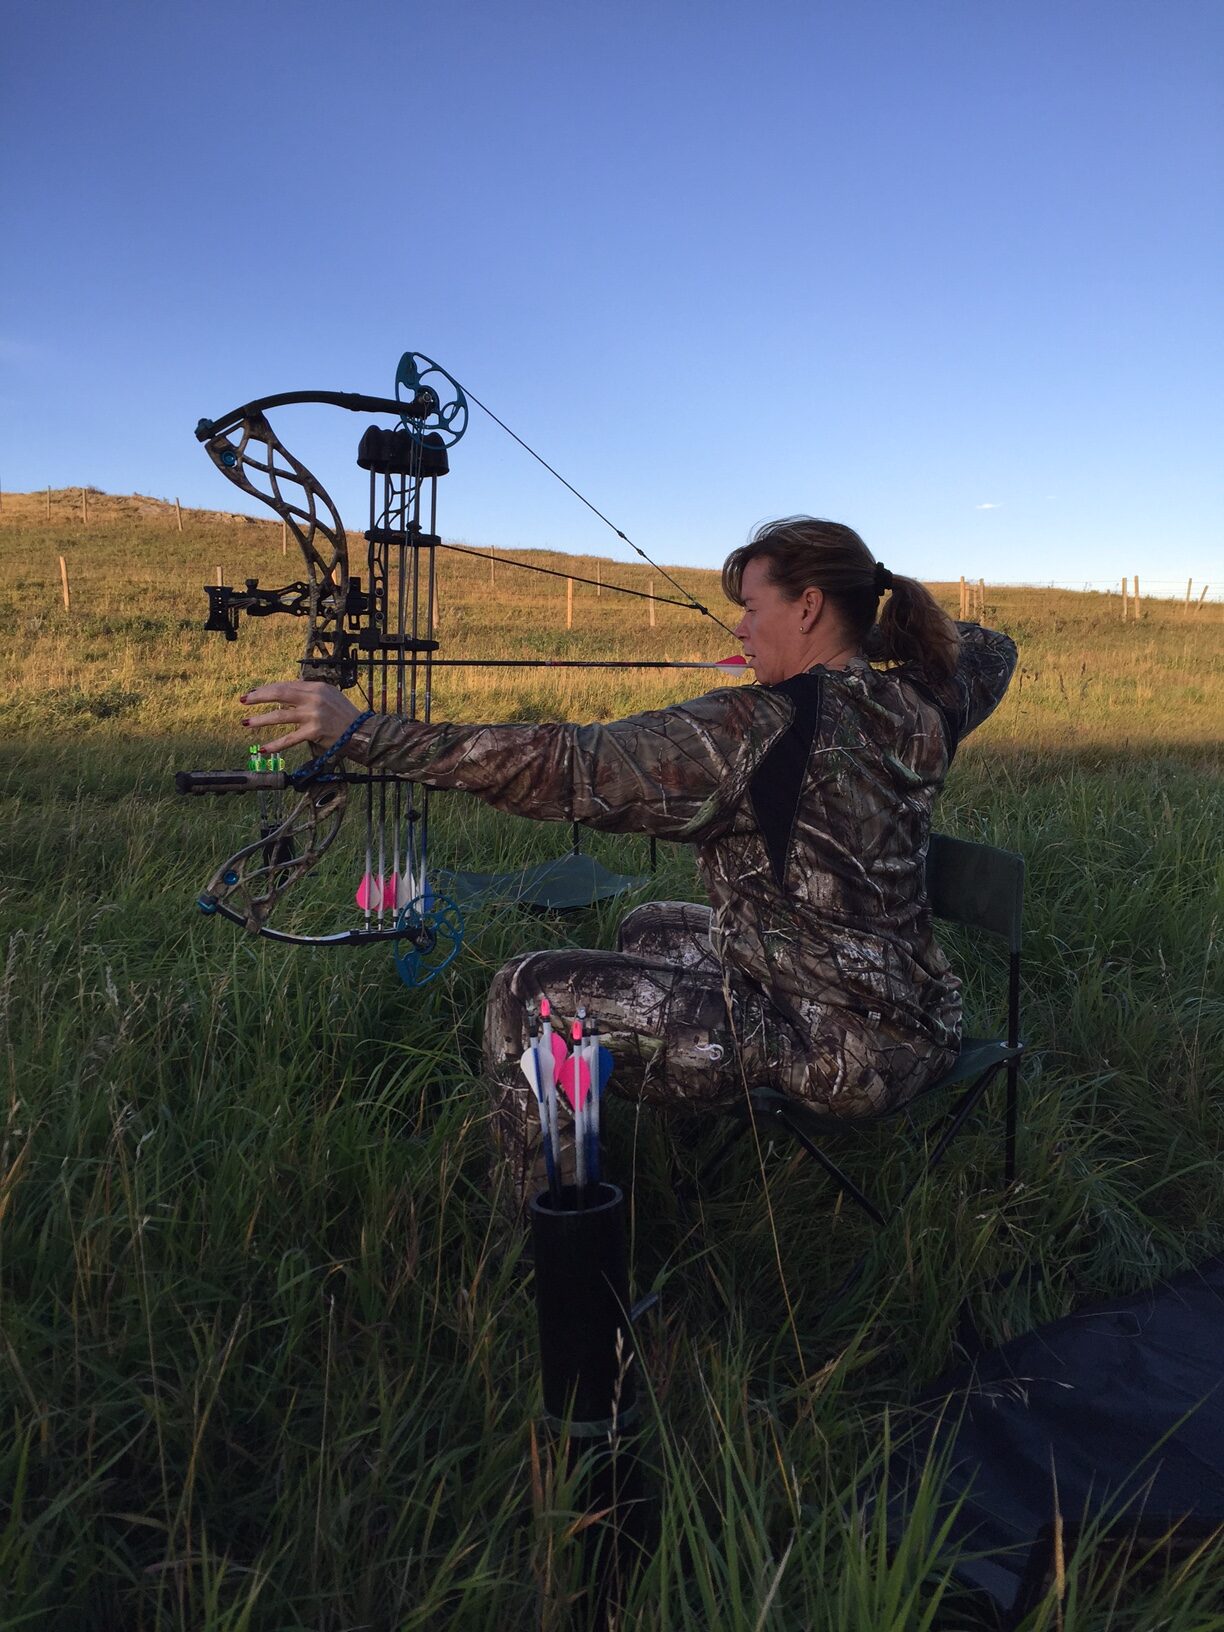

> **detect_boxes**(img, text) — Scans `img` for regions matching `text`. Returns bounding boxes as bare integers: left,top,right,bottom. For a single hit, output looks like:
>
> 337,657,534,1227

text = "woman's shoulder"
817,660,953,765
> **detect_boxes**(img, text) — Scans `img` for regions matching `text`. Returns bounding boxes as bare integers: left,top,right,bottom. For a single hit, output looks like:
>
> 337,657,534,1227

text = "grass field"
1,491,1222,1629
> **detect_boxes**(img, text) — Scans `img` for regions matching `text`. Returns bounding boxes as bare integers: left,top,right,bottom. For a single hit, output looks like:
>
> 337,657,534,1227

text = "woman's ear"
801,586,825,627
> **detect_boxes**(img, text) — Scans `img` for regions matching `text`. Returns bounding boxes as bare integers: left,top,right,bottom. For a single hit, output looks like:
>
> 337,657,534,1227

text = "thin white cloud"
974,502,1002,510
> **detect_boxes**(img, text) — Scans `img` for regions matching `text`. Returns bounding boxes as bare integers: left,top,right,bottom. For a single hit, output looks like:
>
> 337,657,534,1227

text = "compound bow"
175,352,466,986
178,349,741,986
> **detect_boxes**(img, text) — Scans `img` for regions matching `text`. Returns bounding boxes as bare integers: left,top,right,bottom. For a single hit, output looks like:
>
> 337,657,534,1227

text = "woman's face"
732,557,817,685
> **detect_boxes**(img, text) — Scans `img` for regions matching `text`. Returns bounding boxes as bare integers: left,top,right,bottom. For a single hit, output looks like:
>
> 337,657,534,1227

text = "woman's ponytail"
874,574,959,679
723,518,961,680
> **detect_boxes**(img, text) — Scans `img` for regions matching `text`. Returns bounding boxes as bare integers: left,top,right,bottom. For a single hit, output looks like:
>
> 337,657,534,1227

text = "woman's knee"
482,953,543,1069
482,947,620,1070
617,899,714,960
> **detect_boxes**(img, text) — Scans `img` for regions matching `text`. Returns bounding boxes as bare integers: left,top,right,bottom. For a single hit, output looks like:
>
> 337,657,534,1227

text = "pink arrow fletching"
559,1053,592,1113
356,874,384,910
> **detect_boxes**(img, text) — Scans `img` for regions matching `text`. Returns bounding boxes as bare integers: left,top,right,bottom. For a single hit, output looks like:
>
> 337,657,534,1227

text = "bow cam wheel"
394,894,464,989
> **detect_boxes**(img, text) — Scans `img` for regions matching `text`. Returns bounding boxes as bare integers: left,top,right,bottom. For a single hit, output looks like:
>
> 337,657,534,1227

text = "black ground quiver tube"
530,1182,657,1622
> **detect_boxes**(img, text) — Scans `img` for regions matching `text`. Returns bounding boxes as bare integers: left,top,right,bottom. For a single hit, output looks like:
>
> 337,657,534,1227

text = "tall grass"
0,495,1221,1627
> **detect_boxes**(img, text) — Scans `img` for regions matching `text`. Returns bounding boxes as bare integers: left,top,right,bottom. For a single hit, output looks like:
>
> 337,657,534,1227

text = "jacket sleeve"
340,685,793,841
886,623,1018,749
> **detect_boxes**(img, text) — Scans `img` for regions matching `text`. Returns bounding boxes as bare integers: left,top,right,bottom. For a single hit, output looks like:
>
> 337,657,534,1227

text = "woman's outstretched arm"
242,680,794,841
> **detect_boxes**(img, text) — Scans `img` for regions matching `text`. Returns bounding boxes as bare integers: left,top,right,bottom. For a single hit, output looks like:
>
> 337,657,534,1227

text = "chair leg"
775,1113,890,1228
897,1067,1002,1208
677,1115,751,1203
1005,1056,1019,1187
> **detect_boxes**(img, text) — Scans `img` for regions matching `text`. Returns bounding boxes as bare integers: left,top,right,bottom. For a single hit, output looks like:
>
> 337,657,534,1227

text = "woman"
244,518,1017,1210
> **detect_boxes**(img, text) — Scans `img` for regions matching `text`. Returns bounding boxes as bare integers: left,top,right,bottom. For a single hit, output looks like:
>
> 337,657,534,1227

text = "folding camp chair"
685,832,1025,1234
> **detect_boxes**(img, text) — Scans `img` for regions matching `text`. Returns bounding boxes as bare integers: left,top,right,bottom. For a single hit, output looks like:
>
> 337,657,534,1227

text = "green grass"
0,494,1222,1628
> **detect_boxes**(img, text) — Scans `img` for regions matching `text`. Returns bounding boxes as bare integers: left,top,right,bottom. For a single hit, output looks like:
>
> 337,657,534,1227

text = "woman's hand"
242,681,364,754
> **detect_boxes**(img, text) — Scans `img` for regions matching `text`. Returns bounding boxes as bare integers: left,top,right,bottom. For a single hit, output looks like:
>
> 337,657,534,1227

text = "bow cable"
430,540,706,609
457,380,737,638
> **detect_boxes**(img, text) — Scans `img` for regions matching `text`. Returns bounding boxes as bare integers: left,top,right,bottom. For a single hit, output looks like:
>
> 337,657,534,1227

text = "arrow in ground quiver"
174,353,467,986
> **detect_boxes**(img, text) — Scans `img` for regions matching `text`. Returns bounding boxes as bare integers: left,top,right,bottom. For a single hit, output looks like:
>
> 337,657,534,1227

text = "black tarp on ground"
889,1256,1224,1624
434,852,645,912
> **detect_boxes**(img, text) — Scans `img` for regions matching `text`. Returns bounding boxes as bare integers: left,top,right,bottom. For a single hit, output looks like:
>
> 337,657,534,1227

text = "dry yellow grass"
1,488,1220,755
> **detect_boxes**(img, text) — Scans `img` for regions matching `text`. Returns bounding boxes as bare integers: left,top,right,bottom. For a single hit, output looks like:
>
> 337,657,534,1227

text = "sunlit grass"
0,494,1221,1627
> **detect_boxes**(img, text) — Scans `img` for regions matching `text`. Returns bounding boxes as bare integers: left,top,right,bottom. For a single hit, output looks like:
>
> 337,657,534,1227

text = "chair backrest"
926,832,1024,952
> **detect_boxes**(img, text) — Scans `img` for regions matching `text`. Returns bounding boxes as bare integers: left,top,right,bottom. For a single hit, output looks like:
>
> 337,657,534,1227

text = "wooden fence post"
1133,575,1141,620
596,562,601,598
1184,578,1193,613
566,576,574,630
81,487,88,523
59,555,70,610
282,519,288,556
1196,585,1210,611
175,497,184,534
216,565,223,587
648,578,656,629
46,486,51,519
1121,576,1128,621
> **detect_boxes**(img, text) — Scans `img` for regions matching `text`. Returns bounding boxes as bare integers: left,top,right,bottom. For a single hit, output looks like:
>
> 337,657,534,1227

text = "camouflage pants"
483,901,956,1211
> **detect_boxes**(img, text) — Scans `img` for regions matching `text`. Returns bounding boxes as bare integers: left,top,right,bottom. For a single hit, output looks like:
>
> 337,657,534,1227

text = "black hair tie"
873,561,894,595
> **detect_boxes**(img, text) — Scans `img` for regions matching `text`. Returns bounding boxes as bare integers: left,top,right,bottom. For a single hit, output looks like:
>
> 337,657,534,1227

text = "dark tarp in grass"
433,852,646,912
890,1256,1224,1626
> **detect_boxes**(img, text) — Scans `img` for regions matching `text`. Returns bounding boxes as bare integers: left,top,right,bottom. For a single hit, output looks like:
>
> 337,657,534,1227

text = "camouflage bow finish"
180,359,466,951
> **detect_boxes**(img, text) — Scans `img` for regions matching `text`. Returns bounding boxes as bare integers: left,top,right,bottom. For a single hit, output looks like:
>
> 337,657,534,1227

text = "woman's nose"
733,615,748,640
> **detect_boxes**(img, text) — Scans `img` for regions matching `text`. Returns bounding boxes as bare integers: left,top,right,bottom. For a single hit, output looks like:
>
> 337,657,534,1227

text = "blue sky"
3,0,1221,590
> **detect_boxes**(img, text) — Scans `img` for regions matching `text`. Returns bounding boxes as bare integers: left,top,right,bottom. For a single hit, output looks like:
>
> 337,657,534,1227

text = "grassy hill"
3,487,1221,747
0,493,1222,1628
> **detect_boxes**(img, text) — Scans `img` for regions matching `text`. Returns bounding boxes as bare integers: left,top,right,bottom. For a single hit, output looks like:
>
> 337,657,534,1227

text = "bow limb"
201,410,354,686
198,777,348,931
182,362,466,965
195,410,358,933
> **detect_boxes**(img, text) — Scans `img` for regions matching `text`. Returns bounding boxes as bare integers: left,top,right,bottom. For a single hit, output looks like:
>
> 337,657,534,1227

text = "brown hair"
721,517,959,678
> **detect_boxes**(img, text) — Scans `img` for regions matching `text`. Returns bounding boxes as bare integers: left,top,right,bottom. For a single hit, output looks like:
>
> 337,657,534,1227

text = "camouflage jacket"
345,623,1017,1050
